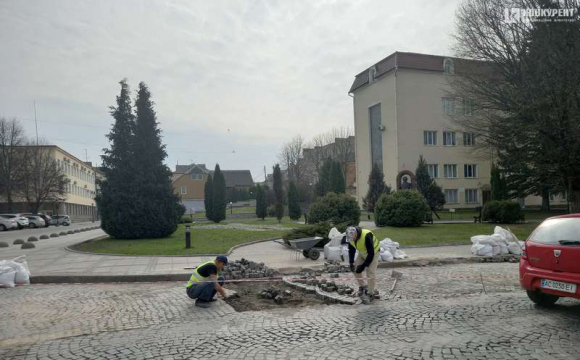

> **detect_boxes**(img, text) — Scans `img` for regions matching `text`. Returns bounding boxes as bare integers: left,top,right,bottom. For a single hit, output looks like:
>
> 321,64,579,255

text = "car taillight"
521,241,527,260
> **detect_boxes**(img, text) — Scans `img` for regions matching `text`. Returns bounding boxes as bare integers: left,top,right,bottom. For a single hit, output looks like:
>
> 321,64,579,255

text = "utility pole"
263,165,267,183
33,101,39,144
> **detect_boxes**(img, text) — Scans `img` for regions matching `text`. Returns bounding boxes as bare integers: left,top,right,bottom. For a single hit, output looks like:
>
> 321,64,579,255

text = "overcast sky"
0,0,459,182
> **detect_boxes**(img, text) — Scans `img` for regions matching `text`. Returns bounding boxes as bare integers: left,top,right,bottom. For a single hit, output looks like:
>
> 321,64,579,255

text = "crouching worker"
186,255,228,308
344,226,380,302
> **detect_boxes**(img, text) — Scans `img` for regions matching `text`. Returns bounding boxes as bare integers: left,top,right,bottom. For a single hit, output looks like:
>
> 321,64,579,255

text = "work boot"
195,299,211,308
360,294,371,305
357,286,368,297
370,290,380,300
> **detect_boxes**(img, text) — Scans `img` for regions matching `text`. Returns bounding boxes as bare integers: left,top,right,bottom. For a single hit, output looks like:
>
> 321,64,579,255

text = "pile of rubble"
223,258,276,279
258,286,292,304
297,270,356,296
324,260,350,273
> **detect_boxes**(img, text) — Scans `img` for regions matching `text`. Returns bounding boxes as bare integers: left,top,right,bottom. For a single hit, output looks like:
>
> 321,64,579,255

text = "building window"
181,186,187,194
443,131,456,146
464,164,478,178
466,189,479,203
442,97,455,115
427,164,439,179
423,131,437,146
463,132,476,146
191,174,203,180
444,164,457,178
443,58,454,74
463,99,475,116
445,189,458,204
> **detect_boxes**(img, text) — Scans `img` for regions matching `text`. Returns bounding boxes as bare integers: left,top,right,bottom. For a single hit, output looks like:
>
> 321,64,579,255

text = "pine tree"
212,164,227,223
287,180,301,220
131,82,181,238
362,163,391,212
315,159,333,197
415,155,431,194
255,184,267,220
328,161,345,194
273,164,284,223
491,164,509,200
97,79,138,239
204,174,214,221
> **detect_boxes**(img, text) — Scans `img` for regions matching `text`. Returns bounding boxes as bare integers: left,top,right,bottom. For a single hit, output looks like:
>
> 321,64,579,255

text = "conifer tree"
362,163,391,212
212,164,227,223
204,174,214,221
273,164,284,222
315,159,333,197
255,184,267,220
330,161,346,194
287,180,301,220
132,82,181,237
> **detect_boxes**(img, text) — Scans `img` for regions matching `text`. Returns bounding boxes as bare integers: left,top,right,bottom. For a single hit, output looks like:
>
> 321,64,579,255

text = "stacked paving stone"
258,286,292,304
222,258,276,279
324,260,350,273
297,270,355,296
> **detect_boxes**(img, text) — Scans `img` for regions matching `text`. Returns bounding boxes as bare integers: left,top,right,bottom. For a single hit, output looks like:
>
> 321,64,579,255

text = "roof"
349,51,486,93
174,164,208,174
210,170,254,187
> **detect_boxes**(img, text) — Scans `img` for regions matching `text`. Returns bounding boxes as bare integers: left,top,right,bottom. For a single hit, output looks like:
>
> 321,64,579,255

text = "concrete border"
65,237,281,258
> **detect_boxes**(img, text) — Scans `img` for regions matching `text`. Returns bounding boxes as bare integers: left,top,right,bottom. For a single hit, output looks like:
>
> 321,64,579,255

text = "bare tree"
20,141,68,213
0,118,26,212
327,127,355,181
449,0,580,211
303,127,355,185
278,134,307,184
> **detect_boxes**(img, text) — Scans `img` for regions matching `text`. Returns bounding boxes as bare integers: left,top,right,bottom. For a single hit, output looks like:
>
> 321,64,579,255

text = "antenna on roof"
33,101,39,145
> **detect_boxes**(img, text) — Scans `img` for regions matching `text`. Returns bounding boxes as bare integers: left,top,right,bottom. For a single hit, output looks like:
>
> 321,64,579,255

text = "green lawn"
223,217,307,228
362,209,567,222
189,206,256,219
373,223,538,247
72,224,288,255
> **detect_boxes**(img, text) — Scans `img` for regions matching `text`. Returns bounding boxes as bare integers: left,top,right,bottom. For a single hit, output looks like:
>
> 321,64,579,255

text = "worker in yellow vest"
186,255,228,308
345,226,380,302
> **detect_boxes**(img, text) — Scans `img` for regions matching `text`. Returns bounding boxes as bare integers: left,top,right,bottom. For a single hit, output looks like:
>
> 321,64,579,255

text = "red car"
520,214,580,306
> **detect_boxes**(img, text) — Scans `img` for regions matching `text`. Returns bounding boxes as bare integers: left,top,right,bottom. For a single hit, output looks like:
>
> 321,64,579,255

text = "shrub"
13,239,25,245
267,205,276,217
374,190,430,227
482,200,524,223
27,236,39,242
40,235,49,239
179,216,193,224
308,192,360,226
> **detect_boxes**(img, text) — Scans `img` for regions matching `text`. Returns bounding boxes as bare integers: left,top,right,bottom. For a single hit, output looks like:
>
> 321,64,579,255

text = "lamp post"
229,201,233,215
185,225,191,249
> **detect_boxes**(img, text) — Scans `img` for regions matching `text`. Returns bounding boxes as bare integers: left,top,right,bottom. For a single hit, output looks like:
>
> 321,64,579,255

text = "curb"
65,237,281,258
283,277,357,305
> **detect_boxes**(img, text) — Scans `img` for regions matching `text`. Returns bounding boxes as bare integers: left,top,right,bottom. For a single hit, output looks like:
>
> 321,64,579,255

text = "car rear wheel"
526,290,560,307
0,225,5,231
29,223,37,228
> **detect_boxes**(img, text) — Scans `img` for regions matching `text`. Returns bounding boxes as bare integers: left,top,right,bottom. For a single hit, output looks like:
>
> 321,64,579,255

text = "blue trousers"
186,276,225,301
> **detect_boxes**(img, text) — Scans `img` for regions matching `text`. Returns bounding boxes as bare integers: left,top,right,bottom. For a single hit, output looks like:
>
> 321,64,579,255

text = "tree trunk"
541,187,550,211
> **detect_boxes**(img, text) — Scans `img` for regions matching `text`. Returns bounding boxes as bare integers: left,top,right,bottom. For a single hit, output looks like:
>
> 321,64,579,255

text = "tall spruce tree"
362,163,391,212
315,159,333,197
415,156,431,194
415,156,445,219
491,164,509,201
287,180,301,220
97,79,138,239
212,164,227,223
330,161,346,194
273,164,284,222
255,184,267,220
132,82,180,238
204,174,214,221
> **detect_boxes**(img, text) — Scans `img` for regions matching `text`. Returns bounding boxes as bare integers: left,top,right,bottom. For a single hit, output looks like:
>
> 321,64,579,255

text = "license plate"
541,279,577,294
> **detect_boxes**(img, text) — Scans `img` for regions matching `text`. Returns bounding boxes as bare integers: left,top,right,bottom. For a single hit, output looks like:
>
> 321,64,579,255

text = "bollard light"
185,225,191,249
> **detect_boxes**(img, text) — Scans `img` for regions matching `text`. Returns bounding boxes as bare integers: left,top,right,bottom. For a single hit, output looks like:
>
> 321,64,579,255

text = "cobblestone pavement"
1,263,580,360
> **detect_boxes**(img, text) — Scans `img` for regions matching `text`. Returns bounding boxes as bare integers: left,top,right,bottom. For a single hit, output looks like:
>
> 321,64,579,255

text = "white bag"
490,233,508,245
394,249,408,259
494,226,516,243
380,251,394,262
325,246,342,261
380,238,399,256
471,243,493,256
491,244,501,256
341,245,349,260
499,243,510,255
328,227,343,240
0,260,30,285
0,266,16,288
508,242,522,255
471,235,492,244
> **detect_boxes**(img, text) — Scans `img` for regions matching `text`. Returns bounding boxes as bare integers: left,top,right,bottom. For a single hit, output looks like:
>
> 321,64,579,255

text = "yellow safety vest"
186,260,218,288
349,229,380,257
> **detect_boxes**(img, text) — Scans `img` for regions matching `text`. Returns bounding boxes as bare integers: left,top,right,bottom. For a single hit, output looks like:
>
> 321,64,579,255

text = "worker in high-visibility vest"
344,226,380,302
186,255,228,308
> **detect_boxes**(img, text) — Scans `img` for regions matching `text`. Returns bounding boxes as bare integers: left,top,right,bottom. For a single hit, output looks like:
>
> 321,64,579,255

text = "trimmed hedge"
375,190,430,227
308,192,360,226
482,200,524,223
178,216,193,224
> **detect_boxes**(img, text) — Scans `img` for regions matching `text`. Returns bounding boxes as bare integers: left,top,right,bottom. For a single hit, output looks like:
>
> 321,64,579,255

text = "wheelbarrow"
288,236,324,260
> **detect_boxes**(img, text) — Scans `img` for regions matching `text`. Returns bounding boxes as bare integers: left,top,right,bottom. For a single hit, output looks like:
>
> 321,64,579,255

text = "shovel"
390,270,403,293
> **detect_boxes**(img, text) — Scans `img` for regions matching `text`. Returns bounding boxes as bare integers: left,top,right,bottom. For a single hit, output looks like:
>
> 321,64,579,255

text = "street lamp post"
185,225,191,249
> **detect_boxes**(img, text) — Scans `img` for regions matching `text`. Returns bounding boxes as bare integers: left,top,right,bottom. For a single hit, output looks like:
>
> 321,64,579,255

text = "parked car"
520,214,580,306
26,215,46,228
0,216,18,231
22,213,51,227
0,214,29,229
52,215,71,226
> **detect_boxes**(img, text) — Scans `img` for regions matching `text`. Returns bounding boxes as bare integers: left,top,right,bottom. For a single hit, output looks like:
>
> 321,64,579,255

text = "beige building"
0,145,98,221
350,51,567,209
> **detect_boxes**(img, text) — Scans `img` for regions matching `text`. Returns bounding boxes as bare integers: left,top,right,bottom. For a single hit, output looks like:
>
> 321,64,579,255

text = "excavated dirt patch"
224,282,330,312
